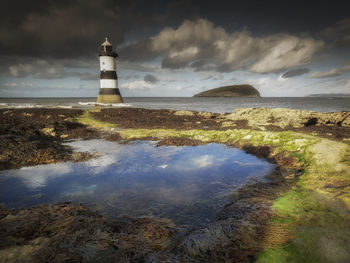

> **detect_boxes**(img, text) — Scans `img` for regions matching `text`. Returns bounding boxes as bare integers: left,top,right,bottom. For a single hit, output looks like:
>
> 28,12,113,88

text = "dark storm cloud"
144,74,159,83
0,0,132,58
0,0,196,60
0,0,197,78
321,18,350,46
282,68,310,78
0,0,349,81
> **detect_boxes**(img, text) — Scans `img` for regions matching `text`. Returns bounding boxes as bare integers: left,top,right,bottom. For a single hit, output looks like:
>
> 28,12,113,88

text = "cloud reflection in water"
0,140,275,227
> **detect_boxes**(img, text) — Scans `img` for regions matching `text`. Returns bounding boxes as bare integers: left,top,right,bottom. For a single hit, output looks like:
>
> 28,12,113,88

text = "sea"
0,97,350,113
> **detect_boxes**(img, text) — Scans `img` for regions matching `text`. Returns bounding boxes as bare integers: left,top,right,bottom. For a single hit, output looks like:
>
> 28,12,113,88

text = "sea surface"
0,140,275,228
1,97,350,113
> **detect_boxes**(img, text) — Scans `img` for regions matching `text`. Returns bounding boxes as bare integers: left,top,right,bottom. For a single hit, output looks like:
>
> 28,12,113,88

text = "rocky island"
194,84,261,97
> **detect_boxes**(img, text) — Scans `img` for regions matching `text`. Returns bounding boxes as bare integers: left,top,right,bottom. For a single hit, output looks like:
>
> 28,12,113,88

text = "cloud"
79,73,99,81
7,59,98,80
120,74,141,80
11,163,73,189
0,0,131,58
121,80,155,90
249,35,323,73
200,73,224,81
119,19,324,73
282,68,310,78
144,74,159,83
191,155,214,168
308,63,350,78
321,17,350,46
162,77,176,82
9,60,75,79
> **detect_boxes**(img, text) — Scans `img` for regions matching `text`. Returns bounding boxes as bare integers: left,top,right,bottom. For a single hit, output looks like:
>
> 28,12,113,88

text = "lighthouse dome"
99,37,118,57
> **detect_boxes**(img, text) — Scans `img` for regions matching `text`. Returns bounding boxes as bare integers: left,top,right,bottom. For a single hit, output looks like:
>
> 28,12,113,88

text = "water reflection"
0,140,275,228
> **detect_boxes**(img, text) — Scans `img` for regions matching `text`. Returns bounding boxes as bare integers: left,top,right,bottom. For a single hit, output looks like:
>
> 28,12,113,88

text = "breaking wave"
78,102,96,106
0,103,42,109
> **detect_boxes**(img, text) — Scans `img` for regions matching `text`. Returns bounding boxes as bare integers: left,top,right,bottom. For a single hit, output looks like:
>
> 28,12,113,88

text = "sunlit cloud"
308,63,350,78
120,19,324,73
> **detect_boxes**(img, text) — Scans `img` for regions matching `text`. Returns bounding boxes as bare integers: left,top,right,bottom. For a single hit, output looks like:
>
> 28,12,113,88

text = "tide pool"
0,140,275,228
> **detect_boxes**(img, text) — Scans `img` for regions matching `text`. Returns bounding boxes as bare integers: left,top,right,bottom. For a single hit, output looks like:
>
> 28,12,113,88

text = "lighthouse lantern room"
96,37,123,104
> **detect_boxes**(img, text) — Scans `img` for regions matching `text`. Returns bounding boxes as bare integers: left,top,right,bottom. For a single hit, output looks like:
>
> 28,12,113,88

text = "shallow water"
0,140,275,227
1,97,350,113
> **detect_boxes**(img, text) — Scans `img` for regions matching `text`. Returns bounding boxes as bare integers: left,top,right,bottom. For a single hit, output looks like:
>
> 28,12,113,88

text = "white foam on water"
5,103,43,109
78,101,96,106
111,103,131,107
58,105,73,109
95,102,131,107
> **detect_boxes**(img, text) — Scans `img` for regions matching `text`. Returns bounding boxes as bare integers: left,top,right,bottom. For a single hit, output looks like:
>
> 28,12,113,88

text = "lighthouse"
96,37,123,104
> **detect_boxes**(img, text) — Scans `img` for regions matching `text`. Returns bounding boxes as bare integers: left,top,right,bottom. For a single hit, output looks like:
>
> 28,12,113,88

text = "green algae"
257,142,350,262
76,110,118,131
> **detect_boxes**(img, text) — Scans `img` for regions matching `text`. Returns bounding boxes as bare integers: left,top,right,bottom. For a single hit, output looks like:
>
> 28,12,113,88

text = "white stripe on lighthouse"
99,56,116,71
100,79,118,89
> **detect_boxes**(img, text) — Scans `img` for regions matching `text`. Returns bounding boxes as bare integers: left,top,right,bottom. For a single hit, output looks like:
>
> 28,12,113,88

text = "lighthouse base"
96,88,124,104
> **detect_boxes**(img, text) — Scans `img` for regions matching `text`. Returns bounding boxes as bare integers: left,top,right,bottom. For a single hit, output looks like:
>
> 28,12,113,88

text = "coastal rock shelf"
0,106,349,262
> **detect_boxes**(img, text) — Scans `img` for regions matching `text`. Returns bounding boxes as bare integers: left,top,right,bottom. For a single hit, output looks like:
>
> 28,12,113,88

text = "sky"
0,0,349,97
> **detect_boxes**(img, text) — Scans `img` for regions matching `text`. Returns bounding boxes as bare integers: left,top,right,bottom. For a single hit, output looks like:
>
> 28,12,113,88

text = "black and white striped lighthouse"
96,37,123,104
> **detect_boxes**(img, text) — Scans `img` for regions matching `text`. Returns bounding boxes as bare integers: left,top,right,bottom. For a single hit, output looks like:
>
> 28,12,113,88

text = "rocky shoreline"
0,108,99,171
1,107,349,171
0,107,349,262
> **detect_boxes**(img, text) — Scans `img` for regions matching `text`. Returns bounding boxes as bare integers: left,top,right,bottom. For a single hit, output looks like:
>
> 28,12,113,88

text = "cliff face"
194,84,260,98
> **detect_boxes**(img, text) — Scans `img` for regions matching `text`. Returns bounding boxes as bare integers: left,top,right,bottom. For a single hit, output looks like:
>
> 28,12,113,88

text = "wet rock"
90,107,350,141
174,199,276,262
0,108,100,170
105,132,123,141
91,108,224,130
0,203,177,263
304,117,318,126
241,144,272,159
174,110,195,116
156,137,205,146
226,108,350,129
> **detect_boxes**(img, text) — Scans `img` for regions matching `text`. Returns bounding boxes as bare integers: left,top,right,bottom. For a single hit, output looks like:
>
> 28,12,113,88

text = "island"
194,84,260,97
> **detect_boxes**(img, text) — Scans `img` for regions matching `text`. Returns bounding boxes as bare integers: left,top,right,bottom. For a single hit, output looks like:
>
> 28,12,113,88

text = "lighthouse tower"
96,37,123,104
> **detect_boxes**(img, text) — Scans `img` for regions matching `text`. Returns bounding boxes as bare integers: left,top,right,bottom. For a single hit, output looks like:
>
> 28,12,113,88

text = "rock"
226,108,350,129
41,127,56,137
198,112,214,118
0,108,99,171
194,84,260,98
0,203,176,263
174,110,195,116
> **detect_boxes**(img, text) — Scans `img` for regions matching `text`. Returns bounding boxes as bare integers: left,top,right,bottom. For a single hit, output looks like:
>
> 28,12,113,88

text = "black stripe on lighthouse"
99,88,122,95
100,71,118,79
